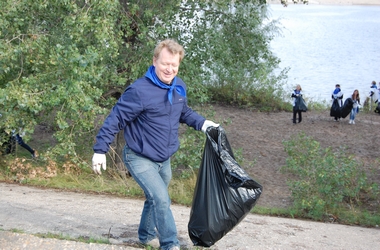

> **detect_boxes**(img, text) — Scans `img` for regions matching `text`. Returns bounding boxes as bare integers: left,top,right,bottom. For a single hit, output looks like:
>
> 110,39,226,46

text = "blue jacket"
93,76,206,162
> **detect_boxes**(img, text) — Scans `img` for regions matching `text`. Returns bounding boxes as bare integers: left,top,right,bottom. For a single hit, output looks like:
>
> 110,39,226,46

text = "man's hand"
201,120,220,133
92,153,106,175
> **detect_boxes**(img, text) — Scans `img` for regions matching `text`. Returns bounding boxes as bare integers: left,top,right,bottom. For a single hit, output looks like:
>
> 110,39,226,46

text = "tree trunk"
110,130,129,178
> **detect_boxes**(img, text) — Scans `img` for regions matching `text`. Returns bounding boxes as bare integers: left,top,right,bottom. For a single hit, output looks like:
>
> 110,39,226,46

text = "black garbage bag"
341,98,354,118
188,126,262,247
294,96,308,112
330,99,341,118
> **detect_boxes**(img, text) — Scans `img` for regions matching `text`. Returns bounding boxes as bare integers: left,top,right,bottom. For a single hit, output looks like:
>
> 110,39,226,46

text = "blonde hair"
154,39,185,62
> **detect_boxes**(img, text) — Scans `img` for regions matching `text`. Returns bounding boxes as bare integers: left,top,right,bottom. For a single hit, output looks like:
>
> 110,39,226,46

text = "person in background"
368,80,378,110
0,114,38,158
91,39,219,250
369,80,377,95
12,129,38,158
331,84,343,121
349,89,361,124
291,84,303,124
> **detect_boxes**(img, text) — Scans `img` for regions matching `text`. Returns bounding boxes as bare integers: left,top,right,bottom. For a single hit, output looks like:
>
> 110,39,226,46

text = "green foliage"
282,132,379,220
177,1,288,110
1,0,124,159
1,0,288,165
304,98,330,111
172,125,205,175
280,0,309,7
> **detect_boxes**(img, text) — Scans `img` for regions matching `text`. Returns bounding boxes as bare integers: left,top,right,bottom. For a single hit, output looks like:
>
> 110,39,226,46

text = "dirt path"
1,182,379,249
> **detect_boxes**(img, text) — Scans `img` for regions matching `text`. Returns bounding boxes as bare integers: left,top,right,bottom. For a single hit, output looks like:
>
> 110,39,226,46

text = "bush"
282,133,379,220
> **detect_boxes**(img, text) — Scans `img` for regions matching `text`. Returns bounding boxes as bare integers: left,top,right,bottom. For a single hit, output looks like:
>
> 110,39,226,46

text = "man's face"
153,47,180,84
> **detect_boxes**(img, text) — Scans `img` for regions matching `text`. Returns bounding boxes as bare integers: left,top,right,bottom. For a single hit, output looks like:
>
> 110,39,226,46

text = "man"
331,84,343,121
92,39,219,250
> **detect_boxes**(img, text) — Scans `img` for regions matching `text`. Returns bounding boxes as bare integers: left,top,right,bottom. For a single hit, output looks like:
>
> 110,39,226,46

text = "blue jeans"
122,145,179,250
15,134,34,154
350,107,358,120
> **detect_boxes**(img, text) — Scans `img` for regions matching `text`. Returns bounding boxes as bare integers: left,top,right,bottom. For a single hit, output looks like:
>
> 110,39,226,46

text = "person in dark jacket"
291,84,303,124
12,130,38,158
92,39,219,250
331,84,343,121
0,114,38,158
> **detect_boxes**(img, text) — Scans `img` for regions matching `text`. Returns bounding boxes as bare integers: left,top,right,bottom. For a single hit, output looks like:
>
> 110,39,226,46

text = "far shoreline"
268,0,380,5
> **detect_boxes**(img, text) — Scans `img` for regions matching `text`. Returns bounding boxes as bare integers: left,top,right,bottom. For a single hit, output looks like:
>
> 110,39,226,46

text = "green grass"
33,232,110,244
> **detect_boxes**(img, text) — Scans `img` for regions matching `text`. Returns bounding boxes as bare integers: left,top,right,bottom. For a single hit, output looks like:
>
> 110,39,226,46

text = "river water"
269,4,380,103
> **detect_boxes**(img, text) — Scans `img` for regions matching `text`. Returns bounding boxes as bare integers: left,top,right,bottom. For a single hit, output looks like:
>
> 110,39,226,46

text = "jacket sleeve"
93,86,143,154
179,101,206,131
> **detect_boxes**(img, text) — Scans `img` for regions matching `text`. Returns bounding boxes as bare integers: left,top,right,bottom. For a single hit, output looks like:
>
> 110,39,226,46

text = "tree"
0,0,163,165
279,0,309,7
1,0,288,169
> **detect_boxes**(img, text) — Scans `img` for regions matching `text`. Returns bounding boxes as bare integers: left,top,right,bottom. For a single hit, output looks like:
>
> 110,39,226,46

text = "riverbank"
2,105,380,248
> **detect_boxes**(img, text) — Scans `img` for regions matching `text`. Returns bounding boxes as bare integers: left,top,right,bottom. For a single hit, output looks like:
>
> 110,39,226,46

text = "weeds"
281,132,380,225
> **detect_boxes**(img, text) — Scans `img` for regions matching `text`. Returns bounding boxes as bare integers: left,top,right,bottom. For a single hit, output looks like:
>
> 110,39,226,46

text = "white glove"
92,153,106,175
201,120,220,133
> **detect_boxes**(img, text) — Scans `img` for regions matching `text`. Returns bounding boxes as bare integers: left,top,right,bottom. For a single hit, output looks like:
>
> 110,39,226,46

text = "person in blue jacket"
368,80,378,111
291,84,303,124
331,84,343,121
91,39,219,250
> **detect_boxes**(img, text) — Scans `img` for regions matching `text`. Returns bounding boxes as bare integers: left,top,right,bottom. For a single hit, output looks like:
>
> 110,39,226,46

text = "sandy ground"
1,182,380,250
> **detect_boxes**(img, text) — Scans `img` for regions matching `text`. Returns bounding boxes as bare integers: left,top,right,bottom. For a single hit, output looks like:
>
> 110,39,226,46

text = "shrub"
282,132,378,220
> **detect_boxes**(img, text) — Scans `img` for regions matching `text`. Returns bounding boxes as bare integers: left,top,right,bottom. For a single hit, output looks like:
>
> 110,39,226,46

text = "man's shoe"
32,150,39,158
352,120,355,124
349,120,352,124
144,238,160,248
169,246,180,250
